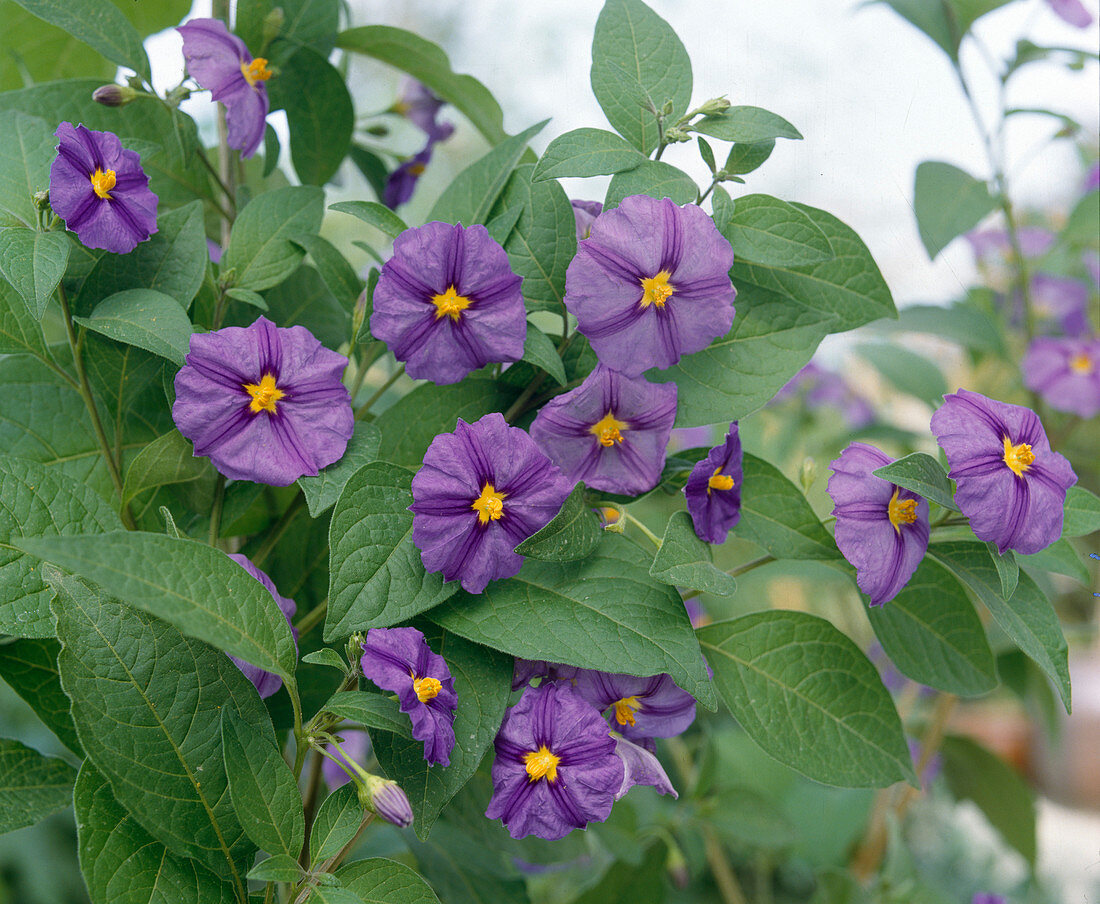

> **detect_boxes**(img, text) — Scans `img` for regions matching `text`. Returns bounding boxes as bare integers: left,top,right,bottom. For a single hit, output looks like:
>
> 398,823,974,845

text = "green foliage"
298,422,382,517
330,200,409,240
0,737,77,835
222,185,325,291
605,159,697,207
875,0,1014,61
691,106,802,143
532,128,647,181
723,139,776,174
74,289,194,365
0,638,81,754
237,0,339,65
0,276,49,357
872,453,959,511
309,783,361,865
323,691,412,737
715,191,834,266
1062,485,1100,536
0,227,69,318
332,858,442,903
0,111,55,227
513,482,602,563
650,511,738,597
520,325,567,385
855,342,948,406
247,855,305,884
121,429,212,509
913,161,998,259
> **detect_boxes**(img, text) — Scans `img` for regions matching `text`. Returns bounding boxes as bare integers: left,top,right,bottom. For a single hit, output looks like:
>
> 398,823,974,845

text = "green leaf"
0,454,124,637
0,227,69,319
0,1,110,92
513,482,602,563
74,289,193,366
0,111,55,227
268,47,354,186
890,301,1005,353
222,708,305,858
929,541,1070,711
532,128,646,181
429,120,547,226
237,0,338,66
1065,188,1100,245
590,0,692,154
250,264,349,350
573,841,667,904
718,193,833,266
1061,486,1100,537
76,761,236,904
732,453,839,560
867,558,997,696
298,422,382,518
521,325,567,386
326,462,458,640
698,611,917,788
941,734,1035,865
723,139,775,175
50,571,263,881
122,429,212,508
302,648,346,671
310,783,361,866
697,136,717,172
247,854,304,883
21,531,297,680
336,25,506,145
650,511,738,597
8,0,150,79
0,737,76,835
692,106,802,143
875,0,1014,61
856,341,948,406
0,638,81,754
373,626,512,840
226,287,268,310
431,536,716,708
871,452,959,511
291,233,363,310
913,161,997,259
323,691,412,738
0,276,48,361
605,160,697,208
1019,537,1089,585
987,542,1018,599
333,858,442,903
223,186,325,291
330,201,409,240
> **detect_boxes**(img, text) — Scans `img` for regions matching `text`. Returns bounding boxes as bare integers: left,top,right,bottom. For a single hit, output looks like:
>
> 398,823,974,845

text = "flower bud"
346,632,366,669
697,96,730,117
93,84,138,107
359,774,414,828
663,126,691,143
799,456,817,492
263,7,285,47
33,190,49,211
661,99,675,116
351,290,369,341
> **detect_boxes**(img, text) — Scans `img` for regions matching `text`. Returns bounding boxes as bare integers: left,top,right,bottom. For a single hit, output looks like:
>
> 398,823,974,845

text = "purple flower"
178,18,271,158
684,596,711,628
684,422,743,544
226,554,297,698
512,659,579,691
1045,0,1093,27
1022,337,1100,418
324,729,372,790
930,390,1077,554
967,227,1054,266
371,221,526,384
1030,275,1090,337
172,316,353,486
564,194,736,376
410,413,572,594
530,365,677,496
49,123,158,254
1084,162,1100,193
359,627,457,767
485,681,623,840
572,670,696,742
772,363,874,428
827,443,930,606
394,79,454,142
971,895,1006,904
571,199,603,241
668,425,713,452
383,145,432,209
613,734,677,800
362,775,414,828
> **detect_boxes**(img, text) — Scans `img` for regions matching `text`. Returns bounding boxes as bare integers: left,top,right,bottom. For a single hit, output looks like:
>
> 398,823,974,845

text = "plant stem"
253,496,306,568
503,373,548,424
697,176,719,205
289,677,307,779
298,750,325,869
209,473,226,547
894,693,958,821
703,825,749,904
294,598,328,637
194,145,237,218
620,510,663,548
354,363,405,420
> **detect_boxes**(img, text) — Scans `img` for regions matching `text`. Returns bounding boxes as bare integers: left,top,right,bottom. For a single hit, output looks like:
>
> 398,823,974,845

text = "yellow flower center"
612,696,642,727
590,412,627,447
243,373,284,414
90,168,116,200
1069,352,1094,375
241,57,272,86
471,483,506,525
431,285,472,321
523,745,560,783
407,163,427,176
412,675,442,703
1002,436,1035,478
887,488,918,533
708,467,735,493
639,270,675,309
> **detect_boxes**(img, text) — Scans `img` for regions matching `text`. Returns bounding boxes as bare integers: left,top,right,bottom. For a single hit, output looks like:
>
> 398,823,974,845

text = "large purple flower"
564,194,736,376
173,316,353,485
227,554,297,698
49,123,158,254
684,422,743,544
178,18,271,158
359,627,457,767
572,670,696,742
371,222,526,384
485,681,623,840
410,413,571,594
530,365,677,496
827,443,930,606
1022,337,1100,418
930,390,1077,554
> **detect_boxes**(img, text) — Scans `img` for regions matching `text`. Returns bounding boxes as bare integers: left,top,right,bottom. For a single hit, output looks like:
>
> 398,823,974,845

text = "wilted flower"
564,194,736,376
486,681,623,840
178,18,271,158
684,422,743,544
49,123,158,254
613,733,677,800
323,729,372,790
371,221,526,384
827,443,930,606
1022,337,1100,418
571,199,603,240
530,364,677,496
393,78,454,142
572,670,696,742
172,316,353,485
1045,0,1092,27
226,554,297,698
359,627,457,766
930,390,1076,554
410,413,571,593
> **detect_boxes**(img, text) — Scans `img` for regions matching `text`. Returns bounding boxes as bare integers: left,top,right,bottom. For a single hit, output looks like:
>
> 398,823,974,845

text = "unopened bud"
661,99,675,116
663,126,691,143
93,84,138,107
698,96,730,117
347,632,366,670
351,290,368,340
359,774,414,828
799,457,817,492
263,8,285,46
33,190,49,211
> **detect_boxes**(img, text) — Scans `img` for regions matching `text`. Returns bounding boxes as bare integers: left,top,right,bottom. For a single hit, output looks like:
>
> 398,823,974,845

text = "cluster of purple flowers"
384,80,456,209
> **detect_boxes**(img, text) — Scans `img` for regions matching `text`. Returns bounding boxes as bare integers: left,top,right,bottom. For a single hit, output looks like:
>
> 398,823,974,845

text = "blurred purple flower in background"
512,659,579,691
967,227,1055,266
323,729,372,790
1022,336,1100,418
1045,0,1093,27
226,554,297,698
383,80,454,208
1029,274,1090,336
772,363,874,428
572,670,696,742
971,894,1006,904
684,422,743,544
571,199,603,240
383,146,432,209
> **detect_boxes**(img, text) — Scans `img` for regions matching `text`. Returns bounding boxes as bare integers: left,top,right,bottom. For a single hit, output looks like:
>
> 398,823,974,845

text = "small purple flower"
324,729,372,790
394,79,454,142
684,422,743,545
967,227,1054,266
383,145,432,209
930,390,1077,555
572,670,696,742
359,627,457,767
530,365,677,496
226,554,297,698
410,413,572,594
1045,0,1093,27
571,199,603,241
1030,275,1090,337
371,221,526,384
49,123,158,254
1022,337,1100,418
684,597,711,628
827,443,930,607
485,681,623,841
564,194,736,376
178,18,271,158
173,316,353,486
613,734,677,800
